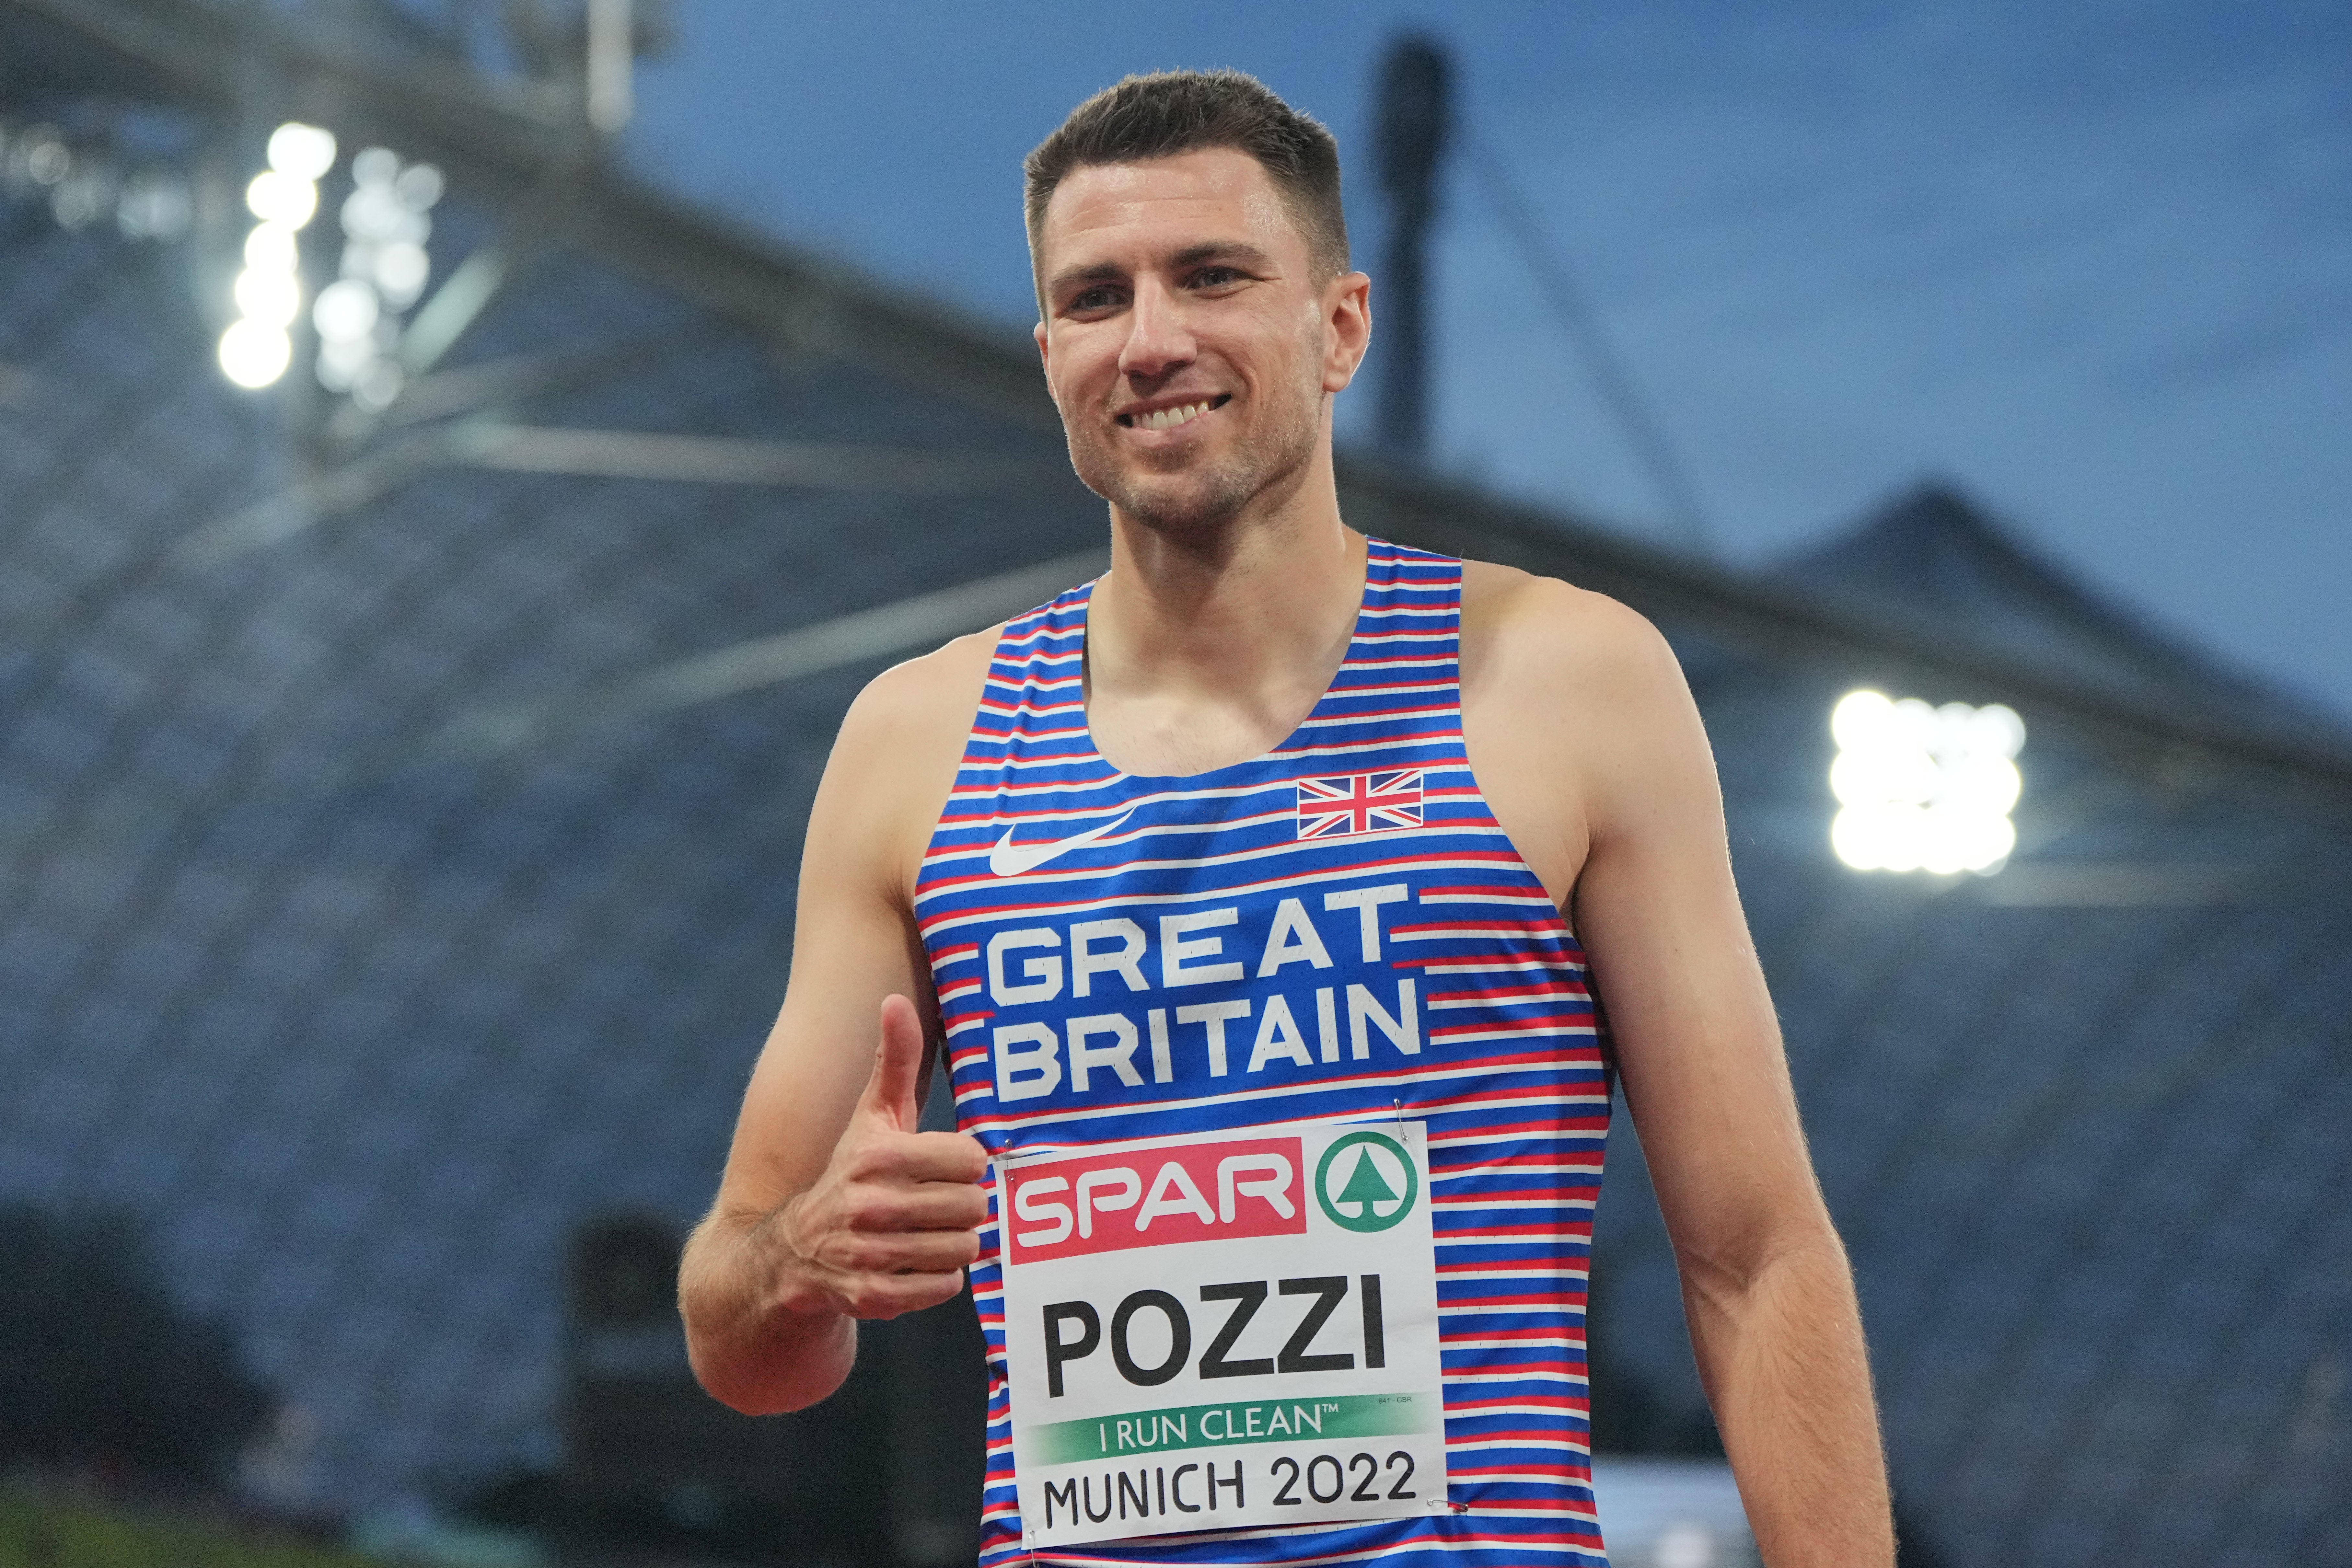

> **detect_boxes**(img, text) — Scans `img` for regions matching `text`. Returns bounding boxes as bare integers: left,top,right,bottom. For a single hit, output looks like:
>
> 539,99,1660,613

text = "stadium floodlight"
244,223,299,271
218,319,293,389
312,278,380,343
1828,689,2024,876
244,169,319,229
394,163,445,211
318,145,444,409
371,240,431,305
233,264,304,329
266,122,338,183
219,123,342,390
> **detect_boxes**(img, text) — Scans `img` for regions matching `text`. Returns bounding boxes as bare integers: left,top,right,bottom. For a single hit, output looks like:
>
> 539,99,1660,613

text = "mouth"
1116,395,1231,432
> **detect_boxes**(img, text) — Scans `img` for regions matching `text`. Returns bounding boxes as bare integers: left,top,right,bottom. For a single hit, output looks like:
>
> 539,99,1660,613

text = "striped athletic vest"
915,542,1612,1567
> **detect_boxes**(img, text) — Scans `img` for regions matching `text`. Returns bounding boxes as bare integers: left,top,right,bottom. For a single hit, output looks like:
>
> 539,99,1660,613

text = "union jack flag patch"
1296,769,1425,839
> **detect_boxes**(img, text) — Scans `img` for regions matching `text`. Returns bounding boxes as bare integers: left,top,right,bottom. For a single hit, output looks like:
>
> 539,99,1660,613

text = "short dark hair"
1025,70,1350,285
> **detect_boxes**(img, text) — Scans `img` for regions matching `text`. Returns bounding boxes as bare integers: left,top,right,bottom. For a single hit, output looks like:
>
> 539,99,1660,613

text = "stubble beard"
1066,383,1322,538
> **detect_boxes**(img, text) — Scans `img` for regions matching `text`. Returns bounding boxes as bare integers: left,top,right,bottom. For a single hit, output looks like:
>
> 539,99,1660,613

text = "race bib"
996,1119,1450,1549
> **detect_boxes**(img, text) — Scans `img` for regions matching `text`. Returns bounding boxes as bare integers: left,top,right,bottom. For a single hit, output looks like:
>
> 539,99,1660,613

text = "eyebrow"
1045,240,1277,302
1169,240,1275,271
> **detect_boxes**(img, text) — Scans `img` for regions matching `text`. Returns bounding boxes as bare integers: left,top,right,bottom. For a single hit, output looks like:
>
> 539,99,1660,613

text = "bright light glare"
312,279,380,342
245,169,318,228
371,241,430,306
394,162,445,211
317,144,435,407
342,183,424,244
232,266,302,328
267,122,338,182
316,333,375,391
218,320,292,388
352,146,400,187
224,146,330,389
1829,690,2024,876
243,222,299,270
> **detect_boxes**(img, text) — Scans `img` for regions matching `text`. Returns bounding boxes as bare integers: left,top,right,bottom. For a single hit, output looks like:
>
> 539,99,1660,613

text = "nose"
1117,277,1196,382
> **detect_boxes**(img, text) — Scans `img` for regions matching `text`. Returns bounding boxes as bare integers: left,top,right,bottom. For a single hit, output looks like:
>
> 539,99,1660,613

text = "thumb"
859,993,930,1132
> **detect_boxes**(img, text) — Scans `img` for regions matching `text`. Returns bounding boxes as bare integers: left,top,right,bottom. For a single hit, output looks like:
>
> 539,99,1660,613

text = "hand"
773,994,989,1320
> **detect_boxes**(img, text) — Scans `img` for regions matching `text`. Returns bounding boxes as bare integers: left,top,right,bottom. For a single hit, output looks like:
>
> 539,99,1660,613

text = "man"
680,70,1892,1568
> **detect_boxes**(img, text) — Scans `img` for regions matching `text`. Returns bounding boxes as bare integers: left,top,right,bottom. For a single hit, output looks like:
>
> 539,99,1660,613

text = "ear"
1034,319,1057,408
1321,270,1373,394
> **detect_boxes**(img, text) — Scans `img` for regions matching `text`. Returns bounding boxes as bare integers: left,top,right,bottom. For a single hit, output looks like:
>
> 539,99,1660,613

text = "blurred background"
0,3,2346,1567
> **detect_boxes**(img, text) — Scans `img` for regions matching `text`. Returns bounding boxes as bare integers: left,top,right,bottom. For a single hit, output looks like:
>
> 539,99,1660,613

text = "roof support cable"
1465,131,1717,559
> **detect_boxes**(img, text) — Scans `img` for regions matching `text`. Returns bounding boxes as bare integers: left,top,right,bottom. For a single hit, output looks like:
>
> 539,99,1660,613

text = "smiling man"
679,71,1893,1568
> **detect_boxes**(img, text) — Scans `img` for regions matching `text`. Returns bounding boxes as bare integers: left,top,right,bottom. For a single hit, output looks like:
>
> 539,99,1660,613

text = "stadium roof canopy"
3,4,2347,1565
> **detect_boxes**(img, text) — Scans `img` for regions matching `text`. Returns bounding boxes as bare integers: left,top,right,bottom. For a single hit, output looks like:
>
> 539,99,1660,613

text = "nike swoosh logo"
987,809,1136,878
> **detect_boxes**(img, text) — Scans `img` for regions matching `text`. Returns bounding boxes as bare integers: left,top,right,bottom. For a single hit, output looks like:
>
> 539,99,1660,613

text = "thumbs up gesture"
775,995,990,1320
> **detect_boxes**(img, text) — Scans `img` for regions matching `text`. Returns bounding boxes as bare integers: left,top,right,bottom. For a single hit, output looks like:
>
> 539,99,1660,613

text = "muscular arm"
678,636,993,1415
1463,568,1893,1567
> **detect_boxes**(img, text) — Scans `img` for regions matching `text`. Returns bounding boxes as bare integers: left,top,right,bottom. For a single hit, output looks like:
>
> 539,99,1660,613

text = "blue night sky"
614,1,2351,720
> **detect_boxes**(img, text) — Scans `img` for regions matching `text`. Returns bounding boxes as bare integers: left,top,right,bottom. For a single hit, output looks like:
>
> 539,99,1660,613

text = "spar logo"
1313,1131,1417,1233
1007,1136,1307,1263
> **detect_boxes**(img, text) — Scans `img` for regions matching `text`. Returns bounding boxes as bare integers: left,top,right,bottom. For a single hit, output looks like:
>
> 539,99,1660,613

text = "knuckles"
835,1127,988,1195
841,1129,986,1185
926,1132,990,1182
840,1192,894,1233
803,1123,986,1308
824,1179,986,1240
841,1140,902,1184
840,1270,965,1321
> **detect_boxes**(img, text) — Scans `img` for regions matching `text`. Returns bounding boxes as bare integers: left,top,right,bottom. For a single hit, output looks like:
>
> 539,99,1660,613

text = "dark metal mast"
1373,35,1450,466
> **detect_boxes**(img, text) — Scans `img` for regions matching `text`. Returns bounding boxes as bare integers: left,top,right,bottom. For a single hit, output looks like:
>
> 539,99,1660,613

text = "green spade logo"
1314,1131,1418,1233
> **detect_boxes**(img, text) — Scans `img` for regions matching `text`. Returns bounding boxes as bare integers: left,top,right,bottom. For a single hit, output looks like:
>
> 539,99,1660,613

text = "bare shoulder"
1454,559,1706,905
835,623,1000,761
1457,558,1683,707
812,624,1002,905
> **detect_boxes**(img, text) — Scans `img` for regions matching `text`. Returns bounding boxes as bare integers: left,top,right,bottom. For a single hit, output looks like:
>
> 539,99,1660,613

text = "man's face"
1032,147,1368,535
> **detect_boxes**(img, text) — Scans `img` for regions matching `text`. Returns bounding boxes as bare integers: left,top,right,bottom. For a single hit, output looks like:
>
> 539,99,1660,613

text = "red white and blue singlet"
915,542,1613,1567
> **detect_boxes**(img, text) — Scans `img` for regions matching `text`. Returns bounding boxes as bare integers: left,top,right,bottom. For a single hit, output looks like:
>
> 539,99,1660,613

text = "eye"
1067,286,1123,314
1191,266,1244,289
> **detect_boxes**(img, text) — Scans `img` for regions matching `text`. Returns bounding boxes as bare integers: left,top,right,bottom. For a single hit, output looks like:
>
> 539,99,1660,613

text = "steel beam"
459,425,1056,493
434,548,1108,756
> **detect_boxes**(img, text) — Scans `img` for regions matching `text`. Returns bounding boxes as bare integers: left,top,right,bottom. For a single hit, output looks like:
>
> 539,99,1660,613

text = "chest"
917,751,1593,1145
1083,682,1325,781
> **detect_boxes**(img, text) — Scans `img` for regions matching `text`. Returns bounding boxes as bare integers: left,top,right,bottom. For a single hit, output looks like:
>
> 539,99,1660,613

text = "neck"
1091,443,1363,703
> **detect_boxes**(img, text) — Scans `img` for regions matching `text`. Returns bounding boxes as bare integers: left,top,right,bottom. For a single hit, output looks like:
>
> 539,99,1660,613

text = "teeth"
1138,401,1211,431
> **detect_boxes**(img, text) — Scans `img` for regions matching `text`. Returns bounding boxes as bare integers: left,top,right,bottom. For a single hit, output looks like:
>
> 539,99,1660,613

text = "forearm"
1678,1229,1892,1568
678,1199,855,1416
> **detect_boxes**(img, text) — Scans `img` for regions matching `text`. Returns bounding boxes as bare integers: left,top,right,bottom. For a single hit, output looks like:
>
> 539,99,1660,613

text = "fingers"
858,993,931,1133
813,1223,979,1284
909,1129,989,1183
849,1129,989,1186
807,1001,987,1324
858,1228,982,1273
844,1269,969,1320
842,1178,989,1235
